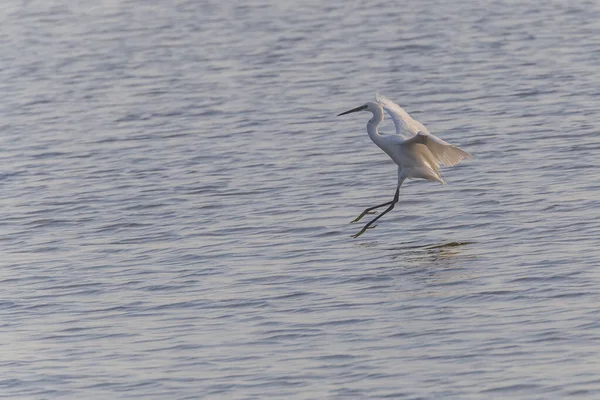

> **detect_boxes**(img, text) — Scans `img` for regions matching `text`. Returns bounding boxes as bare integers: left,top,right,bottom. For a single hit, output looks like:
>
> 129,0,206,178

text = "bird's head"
337,102,381,116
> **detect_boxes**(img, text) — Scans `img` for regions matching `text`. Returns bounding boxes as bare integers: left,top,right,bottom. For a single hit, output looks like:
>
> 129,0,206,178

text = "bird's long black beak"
337,104,367,116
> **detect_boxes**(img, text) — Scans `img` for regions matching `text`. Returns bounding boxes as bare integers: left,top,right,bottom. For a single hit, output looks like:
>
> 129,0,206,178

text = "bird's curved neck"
367,106,385,144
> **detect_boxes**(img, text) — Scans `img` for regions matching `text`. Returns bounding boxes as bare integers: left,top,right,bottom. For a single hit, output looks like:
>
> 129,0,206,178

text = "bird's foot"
351,225,377,238
350,211,376,224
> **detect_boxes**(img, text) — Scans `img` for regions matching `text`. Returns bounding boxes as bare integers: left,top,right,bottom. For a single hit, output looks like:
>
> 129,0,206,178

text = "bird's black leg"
351,200,395,223
352,187,400,238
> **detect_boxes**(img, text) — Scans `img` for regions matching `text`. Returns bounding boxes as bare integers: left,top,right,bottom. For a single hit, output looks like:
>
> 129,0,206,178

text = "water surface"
2,0,600,398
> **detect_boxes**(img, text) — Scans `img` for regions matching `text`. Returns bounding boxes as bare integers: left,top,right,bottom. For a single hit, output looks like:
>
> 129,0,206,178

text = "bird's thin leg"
352,187,400,238
351,200,395,223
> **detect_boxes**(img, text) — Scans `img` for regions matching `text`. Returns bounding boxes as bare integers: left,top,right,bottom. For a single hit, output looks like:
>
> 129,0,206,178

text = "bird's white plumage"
375,94,471,169
375,93,425,138
337,94,472,237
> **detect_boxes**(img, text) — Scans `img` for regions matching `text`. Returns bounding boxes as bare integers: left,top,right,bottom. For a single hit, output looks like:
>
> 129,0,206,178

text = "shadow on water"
344,240,478,297
354,240,475,264
383,241,477,288
397,241,476,261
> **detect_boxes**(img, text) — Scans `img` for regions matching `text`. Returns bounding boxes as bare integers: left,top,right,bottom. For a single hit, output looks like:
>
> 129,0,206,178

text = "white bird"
338,94,472,238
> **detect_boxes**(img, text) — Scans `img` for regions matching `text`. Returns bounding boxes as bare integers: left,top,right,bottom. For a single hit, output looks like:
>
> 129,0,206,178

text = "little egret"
338,94,472,238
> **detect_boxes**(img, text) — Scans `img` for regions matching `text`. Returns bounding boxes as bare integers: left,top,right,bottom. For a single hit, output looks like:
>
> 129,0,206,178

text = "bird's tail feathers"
405,167,447,185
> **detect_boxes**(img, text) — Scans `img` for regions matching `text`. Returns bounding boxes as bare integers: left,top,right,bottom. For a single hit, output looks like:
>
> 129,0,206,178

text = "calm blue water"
2,0,600,398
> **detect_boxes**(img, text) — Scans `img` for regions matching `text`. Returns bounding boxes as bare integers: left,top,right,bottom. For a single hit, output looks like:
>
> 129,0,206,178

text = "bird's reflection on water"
395,241,475,262
395,241,476,289
349,240,476,300
355,240,475,271
377,241,477,288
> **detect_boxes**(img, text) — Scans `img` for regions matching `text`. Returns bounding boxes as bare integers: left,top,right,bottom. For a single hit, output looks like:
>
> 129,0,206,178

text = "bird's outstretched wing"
376,94,472,167
376,93,425,138
401,132,472,167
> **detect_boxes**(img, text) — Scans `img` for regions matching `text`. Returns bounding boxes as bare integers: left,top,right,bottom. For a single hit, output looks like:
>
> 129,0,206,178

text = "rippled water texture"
2,0,600,398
